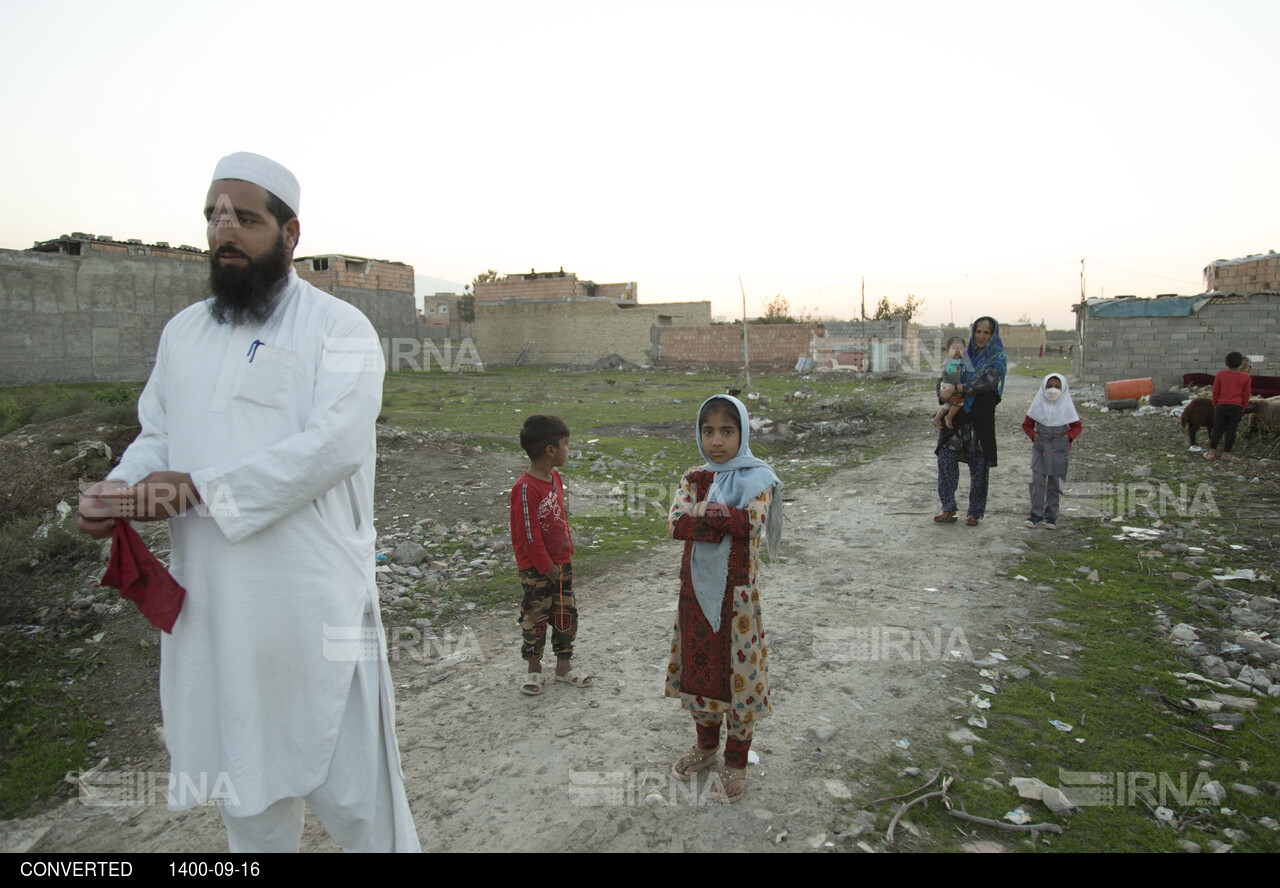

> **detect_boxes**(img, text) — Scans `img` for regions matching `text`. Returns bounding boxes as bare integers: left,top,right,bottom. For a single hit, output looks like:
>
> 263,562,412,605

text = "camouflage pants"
518,562,575,662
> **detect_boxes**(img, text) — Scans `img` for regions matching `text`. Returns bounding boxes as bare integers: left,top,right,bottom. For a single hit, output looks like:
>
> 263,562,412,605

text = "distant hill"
416,274,465,299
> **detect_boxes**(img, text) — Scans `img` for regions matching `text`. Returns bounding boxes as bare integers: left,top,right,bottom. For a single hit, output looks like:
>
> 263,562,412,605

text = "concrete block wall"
324,286,419,342
1079,293,1280,388
1206,253,1280,292
0,249,207,384
475,300,710,365
1,249,422,385
655,324,824,369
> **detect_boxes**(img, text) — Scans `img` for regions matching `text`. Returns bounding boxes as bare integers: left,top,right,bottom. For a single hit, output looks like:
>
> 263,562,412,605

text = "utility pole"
739,274,750,389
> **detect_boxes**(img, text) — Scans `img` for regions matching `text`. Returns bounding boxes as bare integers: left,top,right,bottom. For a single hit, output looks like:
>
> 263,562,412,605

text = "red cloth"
1212,369,1252,410
509,470,573,574
99,520,186,633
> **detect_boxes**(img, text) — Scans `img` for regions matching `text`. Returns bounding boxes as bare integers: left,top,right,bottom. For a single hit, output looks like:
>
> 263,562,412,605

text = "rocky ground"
4,372,1278,853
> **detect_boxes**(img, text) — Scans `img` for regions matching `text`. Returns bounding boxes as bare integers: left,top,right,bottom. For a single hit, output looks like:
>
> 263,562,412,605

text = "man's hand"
78,479,129,539
93,472,203,523
544,563,562,584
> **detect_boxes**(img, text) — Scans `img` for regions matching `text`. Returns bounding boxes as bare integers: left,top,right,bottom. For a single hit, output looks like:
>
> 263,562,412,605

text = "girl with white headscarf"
665,395,782,803
1022,373,1082,529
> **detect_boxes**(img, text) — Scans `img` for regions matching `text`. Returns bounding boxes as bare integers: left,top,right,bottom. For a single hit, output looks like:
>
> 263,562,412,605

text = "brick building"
421,291,473,342
1073,251,1280,387
1204,251,1280,293
31,232,207,261
473,268,637,305
294,254,418,342
471,268,708,366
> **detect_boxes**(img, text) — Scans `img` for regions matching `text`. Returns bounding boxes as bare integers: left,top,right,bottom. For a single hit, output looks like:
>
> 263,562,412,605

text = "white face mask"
1045,388,1062,402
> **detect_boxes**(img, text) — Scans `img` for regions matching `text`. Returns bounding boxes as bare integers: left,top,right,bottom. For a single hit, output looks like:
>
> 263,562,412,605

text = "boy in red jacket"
510,415,591,695
1205,352,1251,461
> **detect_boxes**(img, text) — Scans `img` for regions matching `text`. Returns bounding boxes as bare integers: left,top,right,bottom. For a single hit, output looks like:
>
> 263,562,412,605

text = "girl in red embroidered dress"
665,395,782,803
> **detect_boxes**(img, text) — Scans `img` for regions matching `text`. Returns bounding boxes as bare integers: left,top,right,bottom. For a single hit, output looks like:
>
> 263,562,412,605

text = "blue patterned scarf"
689,395,783,631
963,316,1007,410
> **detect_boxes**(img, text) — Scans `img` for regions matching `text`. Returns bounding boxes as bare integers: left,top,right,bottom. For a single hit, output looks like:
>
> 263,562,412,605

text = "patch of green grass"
379,367,907,440
0,383,141,438
1009,356,1075,379
0,631,104,818
0,518,100,586
837,415,1280,851
845,531,1279,851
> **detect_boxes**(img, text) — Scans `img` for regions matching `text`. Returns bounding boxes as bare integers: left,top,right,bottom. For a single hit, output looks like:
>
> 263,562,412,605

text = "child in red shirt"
510,414,590,695
1205,351,1252,461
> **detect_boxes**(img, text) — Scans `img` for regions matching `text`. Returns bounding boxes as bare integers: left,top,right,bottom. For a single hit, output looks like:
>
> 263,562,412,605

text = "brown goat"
1180,397,1215,446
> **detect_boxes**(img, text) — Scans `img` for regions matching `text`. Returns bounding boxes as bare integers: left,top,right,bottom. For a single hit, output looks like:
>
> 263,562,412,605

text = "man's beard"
207,233,291,325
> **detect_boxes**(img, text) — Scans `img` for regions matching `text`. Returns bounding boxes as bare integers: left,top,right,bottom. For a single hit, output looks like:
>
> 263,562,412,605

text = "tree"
759,293,798,324
456,292,474,324
870,294,924,322
459,269,505,324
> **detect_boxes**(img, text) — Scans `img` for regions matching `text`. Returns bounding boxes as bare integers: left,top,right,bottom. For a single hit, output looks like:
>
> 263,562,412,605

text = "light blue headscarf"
689,395,783,631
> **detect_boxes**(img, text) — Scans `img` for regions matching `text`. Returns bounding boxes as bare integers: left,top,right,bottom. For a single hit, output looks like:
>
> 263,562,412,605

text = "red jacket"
1212,369,1251,410
1023,415,1083,442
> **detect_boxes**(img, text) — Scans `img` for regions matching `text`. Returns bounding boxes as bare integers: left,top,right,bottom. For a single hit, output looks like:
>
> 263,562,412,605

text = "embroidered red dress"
664,467,773,728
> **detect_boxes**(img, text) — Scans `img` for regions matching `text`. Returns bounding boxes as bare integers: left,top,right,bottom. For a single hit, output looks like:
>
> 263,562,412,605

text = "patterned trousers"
937,448,989,518
518,562,575,661
692,711,753,769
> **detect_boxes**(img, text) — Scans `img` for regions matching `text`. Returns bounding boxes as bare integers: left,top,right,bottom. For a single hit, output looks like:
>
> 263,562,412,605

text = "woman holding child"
934,316,1007,526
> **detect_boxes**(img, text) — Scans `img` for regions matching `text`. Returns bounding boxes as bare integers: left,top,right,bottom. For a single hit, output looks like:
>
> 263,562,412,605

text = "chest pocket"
235,345,295,408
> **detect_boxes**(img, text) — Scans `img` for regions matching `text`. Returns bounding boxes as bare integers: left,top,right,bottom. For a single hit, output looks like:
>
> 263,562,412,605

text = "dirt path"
23,375,1050,853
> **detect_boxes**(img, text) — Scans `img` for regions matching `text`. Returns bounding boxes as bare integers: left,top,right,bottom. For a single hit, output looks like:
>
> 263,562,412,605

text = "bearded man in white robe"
78,152,420,853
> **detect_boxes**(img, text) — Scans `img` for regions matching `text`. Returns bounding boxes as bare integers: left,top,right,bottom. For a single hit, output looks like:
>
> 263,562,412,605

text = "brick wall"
475,300,710,365
1078,293,1280,387
998,323,1048,355
1205,253,1280,292
593,282,637,301
819,320,920,371
474,273,638,304
474,275,577,303
294,256,418,342
655,324,824,370
294,257,415,295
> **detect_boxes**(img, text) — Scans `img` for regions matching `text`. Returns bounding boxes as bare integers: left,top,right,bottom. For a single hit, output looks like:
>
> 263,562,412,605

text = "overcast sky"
2,0,1275,329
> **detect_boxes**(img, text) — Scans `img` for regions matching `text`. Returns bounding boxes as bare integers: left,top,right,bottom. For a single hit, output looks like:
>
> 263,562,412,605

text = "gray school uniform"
1029,422,1072,523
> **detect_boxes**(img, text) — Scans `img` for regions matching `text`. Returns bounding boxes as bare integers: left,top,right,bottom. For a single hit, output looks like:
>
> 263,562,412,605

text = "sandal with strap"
965,515,980,526
933,511,958,524
519,672,545,696
713,766,747,803
554,670,593,688
672,745,719,781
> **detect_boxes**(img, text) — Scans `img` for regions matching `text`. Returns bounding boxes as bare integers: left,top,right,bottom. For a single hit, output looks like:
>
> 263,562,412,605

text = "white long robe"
112,270,404,824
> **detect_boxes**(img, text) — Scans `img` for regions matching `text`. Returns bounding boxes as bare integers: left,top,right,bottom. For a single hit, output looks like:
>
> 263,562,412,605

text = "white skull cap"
211,152,300,218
